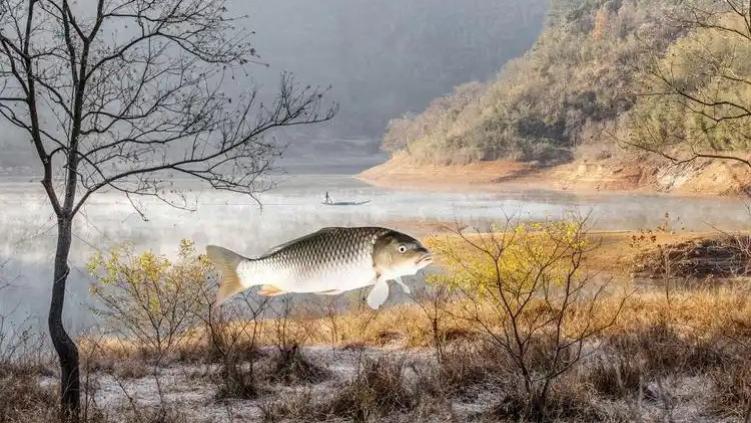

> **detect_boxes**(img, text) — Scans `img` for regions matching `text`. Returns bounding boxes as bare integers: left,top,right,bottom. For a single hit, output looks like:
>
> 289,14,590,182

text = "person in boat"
324,191,332,204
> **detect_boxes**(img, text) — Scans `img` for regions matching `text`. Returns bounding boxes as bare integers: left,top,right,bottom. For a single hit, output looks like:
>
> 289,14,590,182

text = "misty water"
1,174,750,333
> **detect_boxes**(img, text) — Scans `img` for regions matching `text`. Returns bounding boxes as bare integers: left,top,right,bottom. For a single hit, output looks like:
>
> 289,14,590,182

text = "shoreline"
357,153,751,198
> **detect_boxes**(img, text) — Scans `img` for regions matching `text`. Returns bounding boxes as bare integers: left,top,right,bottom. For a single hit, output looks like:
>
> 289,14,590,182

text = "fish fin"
317,289,343,296
206,245,246,307
366,278,390,309
258,285,285,297
262,227,341,256
394,277,411,295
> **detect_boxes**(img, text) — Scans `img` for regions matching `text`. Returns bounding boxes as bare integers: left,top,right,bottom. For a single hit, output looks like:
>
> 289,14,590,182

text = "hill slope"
379,0,684,165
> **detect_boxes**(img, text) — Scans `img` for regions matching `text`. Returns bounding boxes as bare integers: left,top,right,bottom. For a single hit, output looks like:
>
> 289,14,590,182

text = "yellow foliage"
424,221,587,297
87,240,213,353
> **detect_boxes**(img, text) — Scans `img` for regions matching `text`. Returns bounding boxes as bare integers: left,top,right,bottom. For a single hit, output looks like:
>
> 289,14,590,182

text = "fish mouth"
416,253,433,266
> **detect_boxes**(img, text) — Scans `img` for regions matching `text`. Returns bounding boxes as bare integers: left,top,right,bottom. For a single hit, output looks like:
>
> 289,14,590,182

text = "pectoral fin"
258,285,285,297
394,277,411,294
366,278,390,309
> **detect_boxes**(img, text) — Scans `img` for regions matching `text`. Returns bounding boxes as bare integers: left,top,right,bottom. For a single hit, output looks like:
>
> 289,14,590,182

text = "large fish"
206,227,433,309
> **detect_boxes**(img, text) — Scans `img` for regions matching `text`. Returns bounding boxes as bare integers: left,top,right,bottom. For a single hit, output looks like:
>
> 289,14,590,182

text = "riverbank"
358,151,751,196
9,228,751,423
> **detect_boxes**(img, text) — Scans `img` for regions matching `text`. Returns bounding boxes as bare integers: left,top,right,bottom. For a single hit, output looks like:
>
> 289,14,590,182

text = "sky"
0,0,548,173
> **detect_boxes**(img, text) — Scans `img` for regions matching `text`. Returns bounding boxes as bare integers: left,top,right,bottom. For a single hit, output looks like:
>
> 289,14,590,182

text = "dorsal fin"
261,227,342,257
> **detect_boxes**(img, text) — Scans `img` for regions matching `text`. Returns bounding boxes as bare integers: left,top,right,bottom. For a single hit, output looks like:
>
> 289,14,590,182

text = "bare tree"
627,1,751,169
0,0,334,418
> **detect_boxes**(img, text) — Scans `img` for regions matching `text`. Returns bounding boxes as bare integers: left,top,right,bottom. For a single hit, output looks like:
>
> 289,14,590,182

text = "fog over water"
2,175,750,332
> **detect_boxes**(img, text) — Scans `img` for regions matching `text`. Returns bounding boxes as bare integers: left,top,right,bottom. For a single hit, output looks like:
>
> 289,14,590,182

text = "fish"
206,227,433,309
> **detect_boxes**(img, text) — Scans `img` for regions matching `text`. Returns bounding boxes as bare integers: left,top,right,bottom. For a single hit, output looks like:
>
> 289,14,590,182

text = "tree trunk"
49,217,80,421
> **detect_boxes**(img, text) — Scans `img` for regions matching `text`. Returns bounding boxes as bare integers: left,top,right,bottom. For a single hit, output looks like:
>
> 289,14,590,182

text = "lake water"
1,174,749,332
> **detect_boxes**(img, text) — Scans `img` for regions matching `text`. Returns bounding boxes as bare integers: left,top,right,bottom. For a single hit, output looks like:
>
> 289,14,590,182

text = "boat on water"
322,191,370,206
322,200,371,206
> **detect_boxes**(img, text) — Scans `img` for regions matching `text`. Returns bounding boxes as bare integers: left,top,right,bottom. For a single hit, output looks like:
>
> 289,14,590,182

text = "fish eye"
397,244,407,253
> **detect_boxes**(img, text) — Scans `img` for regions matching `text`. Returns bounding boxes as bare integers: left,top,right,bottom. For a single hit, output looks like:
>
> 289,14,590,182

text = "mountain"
379,0,684,165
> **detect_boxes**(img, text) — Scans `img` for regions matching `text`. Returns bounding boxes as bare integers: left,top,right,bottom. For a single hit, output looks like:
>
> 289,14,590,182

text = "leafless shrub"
489,374,607,422
0,303,101,423
430,218,625,421
202,291,269,399
264,357,416,422
409,283,454,363
257,389,315,423
431,341,508,397
0,371,59,423
0,285,53,381
586,354,643,401
135,408,187,423
0,319,49,377
326,357,414,420
267,298,329,385
611,322,727,379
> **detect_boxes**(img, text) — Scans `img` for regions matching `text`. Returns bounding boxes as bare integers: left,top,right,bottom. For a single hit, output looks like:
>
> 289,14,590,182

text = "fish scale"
243,227,388,292
207,226,433,309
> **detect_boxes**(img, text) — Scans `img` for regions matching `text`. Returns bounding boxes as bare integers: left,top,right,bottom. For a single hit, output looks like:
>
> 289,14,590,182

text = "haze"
0,0,547,174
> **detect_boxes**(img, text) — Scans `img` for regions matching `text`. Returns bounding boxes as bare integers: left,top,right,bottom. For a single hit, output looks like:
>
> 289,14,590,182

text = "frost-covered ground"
35,345,739,423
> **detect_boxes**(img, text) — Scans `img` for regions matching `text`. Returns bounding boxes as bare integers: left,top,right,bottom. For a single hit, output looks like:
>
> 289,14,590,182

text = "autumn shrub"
87,240,209,362
426,219,624,421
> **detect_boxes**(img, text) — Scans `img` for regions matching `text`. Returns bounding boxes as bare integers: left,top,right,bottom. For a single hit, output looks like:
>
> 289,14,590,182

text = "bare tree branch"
0,0,335,417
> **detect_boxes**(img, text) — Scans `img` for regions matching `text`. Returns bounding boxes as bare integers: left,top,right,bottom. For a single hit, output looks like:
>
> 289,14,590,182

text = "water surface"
1,174,748,331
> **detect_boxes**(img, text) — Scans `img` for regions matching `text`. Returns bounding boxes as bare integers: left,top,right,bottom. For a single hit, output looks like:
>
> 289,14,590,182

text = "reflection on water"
0,174,749,332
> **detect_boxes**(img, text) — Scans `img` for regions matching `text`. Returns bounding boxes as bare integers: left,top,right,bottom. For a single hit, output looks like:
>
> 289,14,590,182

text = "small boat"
322,200,371,206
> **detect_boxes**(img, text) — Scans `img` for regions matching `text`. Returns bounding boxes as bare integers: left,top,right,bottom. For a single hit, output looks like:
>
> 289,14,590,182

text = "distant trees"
381,82,485,163
385,0,751,171
627,1,751,169
0,0,333,419
381,0,684,166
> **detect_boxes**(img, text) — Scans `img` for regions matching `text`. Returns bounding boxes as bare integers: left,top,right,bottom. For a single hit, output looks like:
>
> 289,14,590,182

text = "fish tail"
206,245,247,307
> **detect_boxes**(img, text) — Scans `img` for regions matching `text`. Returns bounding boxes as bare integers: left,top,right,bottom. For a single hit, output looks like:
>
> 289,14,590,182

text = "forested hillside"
381,0,692,165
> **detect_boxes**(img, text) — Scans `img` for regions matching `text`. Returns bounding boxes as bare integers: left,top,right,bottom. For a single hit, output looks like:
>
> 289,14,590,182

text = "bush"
426,219,624,421
267,343,330,385
87,240,209,361
0,372,57,423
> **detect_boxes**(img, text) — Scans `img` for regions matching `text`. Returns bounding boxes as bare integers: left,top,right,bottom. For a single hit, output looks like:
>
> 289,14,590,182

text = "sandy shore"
358,153,751,196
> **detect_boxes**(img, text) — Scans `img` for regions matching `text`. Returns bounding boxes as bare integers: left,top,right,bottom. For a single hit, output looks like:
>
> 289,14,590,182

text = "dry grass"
260,357,418,422
318,357,415,420
0,371,59,423
10,231,751,422
73,278,751,420
266,344,331,386
709,358,751,419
